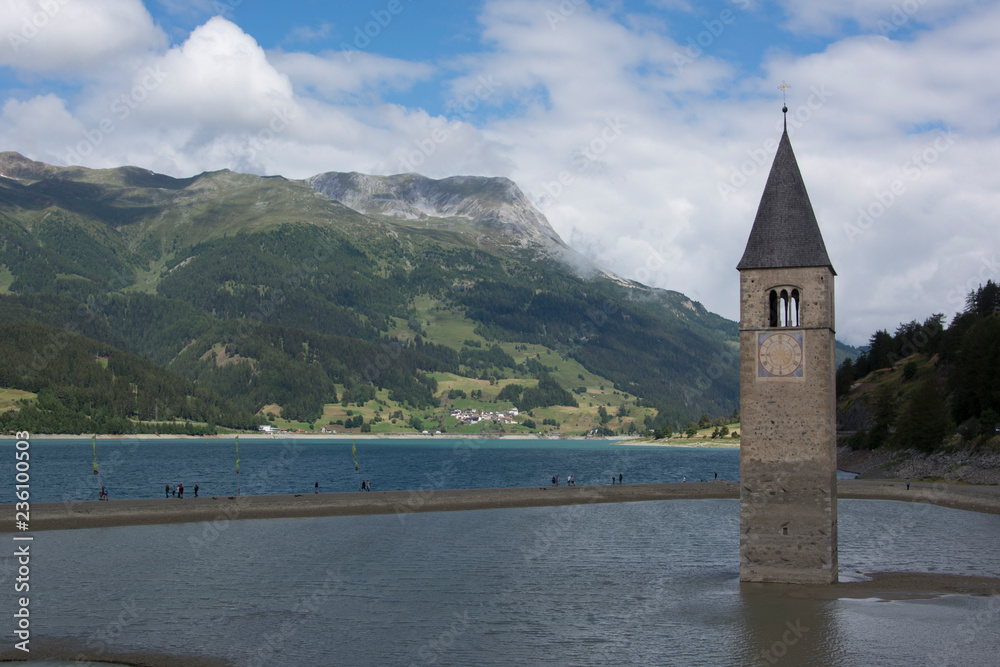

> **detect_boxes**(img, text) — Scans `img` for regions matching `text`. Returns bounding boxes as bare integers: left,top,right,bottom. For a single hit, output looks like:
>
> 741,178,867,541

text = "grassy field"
385,295,484,351
254,372,659,436
0,387,35,411
0,264,14,293
247,294,704,437
689,422,741,440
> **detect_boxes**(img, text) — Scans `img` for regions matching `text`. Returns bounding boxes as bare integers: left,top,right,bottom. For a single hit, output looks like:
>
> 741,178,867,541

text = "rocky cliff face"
0,151,60,180
305,171,567,249
838,445,1000,485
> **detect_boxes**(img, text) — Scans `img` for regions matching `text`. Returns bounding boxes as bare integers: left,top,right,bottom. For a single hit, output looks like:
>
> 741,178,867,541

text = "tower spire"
779,81,789,131
736,115,834,274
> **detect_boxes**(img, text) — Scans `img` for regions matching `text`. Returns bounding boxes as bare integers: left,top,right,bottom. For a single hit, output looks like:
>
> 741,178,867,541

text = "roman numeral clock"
758,331,804,378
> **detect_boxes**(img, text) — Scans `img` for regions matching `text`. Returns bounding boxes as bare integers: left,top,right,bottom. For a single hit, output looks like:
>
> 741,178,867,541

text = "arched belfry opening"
768,287,800,327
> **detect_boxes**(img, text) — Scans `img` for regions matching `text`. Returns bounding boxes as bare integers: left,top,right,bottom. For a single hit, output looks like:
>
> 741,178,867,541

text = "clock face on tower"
757,331,804,378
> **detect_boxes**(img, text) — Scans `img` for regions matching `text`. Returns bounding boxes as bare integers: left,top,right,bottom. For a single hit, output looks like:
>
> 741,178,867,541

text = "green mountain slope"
0,151,741,431
0,320,257,434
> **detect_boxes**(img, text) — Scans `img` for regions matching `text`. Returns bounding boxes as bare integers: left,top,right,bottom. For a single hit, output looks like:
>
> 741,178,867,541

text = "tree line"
0,321,258,434
838,281,1000,452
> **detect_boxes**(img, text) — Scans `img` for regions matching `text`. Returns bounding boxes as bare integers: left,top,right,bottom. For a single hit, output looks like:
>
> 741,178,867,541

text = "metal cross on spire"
778,81,790,128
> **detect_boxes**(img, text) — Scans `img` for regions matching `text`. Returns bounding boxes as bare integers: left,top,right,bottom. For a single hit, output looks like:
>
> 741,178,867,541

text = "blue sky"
2,0,998,345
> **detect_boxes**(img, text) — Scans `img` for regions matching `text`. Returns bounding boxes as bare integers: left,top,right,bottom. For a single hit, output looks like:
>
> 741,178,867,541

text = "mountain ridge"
305,170,566,248
0,150,741,435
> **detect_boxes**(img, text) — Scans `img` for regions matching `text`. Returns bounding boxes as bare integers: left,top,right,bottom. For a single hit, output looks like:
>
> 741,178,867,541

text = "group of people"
315,480,371,492
551,475,576,486
611,474,623,485
165,483,198,498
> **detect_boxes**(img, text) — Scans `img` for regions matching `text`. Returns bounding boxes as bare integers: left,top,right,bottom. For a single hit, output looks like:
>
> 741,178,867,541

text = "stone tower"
736,112,838,584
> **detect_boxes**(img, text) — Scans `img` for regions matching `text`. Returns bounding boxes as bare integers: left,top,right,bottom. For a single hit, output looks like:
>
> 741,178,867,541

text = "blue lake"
6,437,743,502
2,438,998,666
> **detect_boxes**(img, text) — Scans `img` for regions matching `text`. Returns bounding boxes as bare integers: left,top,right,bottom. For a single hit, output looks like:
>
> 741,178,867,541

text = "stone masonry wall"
739,266,838,584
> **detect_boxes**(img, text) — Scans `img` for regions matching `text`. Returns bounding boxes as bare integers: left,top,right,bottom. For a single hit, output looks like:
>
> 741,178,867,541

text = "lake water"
7,437,746,502
3,439,998,666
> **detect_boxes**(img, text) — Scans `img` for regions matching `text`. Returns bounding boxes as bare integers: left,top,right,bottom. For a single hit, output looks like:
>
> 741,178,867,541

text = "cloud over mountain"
2,0,998,344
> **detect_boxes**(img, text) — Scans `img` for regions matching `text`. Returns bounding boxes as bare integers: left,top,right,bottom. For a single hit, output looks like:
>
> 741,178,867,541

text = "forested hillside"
837,280,1000,453
0,151,740,434
0,321,257,434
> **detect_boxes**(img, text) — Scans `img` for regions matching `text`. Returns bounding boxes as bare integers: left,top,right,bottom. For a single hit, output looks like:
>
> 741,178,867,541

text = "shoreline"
5,479,999,534
14,432,617,441
9,433,740,448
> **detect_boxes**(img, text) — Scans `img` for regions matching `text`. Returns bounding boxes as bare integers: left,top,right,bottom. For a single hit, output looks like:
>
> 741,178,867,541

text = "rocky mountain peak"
305,170,566,249
0,152,60,181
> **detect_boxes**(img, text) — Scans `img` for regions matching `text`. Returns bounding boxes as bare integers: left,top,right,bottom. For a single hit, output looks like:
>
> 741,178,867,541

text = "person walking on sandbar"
166,484,170,498
194,484,199,498
178,483,184,499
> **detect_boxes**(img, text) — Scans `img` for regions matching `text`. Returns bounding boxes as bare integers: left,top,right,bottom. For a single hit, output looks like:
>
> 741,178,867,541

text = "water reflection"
10,499,1000,666
737,583,844,665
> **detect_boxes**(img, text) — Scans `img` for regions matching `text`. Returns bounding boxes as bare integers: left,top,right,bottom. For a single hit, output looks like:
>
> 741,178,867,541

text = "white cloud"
0,0,166,73
442,0,1000,344
269,50,434,101
282,23,334,46
2,1,999,346
775,0,981,36
149,17,296,125
1,94,84,156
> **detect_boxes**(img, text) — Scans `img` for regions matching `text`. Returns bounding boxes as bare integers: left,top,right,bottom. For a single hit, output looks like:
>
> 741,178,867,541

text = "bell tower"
737,109,838,584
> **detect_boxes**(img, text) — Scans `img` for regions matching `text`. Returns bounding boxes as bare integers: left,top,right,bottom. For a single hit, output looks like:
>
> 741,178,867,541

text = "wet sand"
5,479,999,534
751,571,1000,600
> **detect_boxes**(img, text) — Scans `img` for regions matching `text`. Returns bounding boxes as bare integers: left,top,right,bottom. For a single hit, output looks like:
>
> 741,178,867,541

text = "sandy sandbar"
3,481,999,667
5,479,999,534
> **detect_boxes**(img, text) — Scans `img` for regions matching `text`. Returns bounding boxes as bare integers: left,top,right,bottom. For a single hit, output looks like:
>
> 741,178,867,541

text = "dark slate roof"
736,126,835,273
